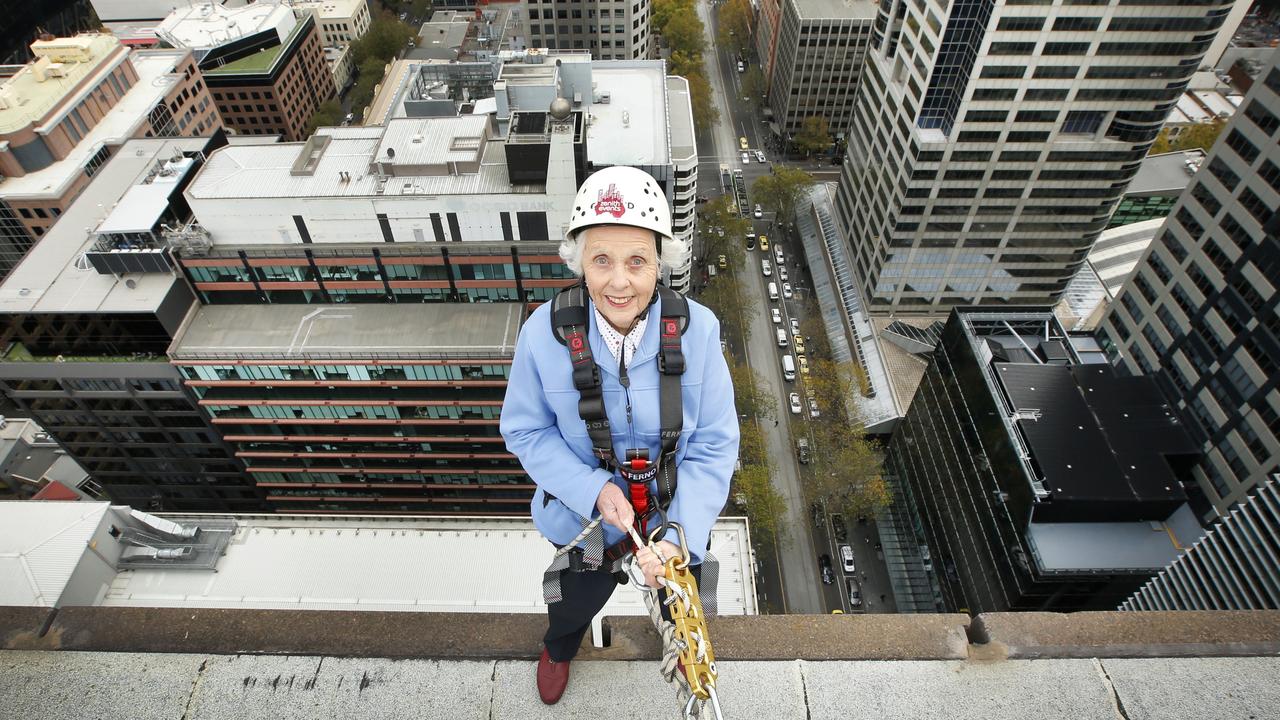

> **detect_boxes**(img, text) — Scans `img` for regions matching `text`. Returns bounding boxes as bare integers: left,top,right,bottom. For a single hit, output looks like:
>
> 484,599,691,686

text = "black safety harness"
550,281,689,560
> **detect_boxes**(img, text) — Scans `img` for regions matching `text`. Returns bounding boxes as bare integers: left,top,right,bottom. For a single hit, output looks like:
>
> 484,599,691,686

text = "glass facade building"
885,308,1201,613
1098,53,1280,514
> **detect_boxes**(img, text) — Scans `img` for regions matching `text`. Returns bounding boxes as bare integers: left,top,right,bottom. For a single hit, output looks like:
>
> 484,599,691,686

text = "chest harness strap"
550,282,689,544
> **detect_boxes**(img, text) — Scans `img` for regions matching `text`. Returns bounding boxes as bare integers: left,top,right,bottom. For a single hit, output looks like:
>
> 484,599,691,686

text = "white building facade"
835,0,1239,313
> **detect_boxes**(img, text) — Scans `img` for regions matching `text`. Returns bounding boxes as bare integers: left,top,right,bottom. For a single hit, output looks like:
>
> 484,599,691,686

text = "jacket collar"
588,297,659,380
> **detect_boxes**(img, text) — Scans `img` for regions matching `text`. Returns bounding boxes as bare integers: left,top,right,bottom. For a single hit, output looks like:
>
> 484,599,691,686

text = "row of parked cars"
817,512,867,609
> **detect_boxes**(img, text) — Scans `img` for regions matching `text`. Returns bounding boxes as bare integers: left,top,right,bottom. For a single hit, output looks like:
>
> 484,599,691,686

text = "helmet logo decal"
592,183,626,218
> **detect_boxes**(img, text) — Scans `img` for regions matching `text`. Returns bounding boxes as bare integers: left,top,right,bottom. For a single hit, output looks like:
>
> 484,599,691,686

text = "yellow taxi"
718,254,728,269
759,235,770,251
799,355,810,376
794,336,806,355
739,136,749,151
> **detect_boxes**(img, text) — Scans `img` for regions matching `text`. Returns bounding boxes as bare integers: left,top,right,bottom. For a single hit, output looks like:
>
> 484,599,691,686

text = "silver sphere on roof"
549,97,572,120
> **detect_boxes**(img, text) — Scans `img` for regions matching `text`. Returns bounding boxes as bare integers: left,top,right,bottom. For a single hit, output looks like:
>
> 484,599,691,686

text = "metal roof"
100,515,756,615
0,501,109,607
186,122,521,200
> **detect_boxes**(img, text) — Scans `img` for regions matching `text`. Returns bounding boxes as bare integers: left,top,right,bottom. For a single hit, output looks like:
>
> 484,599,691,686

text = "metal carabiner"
649,519,691,570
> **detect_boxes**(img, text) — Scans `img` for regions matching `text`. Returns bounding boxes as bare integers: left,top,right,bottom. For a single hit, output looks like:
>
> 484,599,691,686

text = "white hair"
558,226,690,278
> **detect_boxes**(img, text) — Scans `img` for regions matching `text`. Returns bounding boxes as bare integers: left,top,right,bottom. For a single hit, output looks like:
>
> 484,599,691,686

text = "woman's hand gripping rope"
626,523,724,720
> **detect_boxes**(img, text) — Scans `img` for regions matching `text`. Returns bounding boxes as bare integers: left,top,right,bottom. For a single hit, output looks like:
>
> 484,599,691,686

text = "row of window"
181,363,509,382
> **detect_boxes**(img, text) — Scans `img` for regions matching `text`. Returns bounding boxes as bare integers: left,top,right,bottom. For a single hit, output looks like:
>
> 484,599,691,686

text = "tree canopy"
717,0,753,55
752,166,814,223
652,0,718,133
793,116,832,157
800,359,889,518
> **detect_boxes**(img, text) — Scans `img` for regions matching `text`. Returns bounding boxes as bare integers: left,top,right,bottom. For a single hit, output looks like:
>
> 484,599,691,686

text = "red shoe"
537,648,570,705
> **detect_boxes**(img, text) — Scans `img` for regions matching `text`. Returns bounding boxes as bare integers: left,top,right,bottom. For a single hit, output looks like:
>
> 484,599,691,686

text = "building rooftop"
413,10,470,61
794,0,879,20
202,11,310,77
3,606,1279,719
374,114,490,168
287,0,367,20
0,501,755,617
0,34,123,134
0,137,209,315
186,119,521,200
587,63,670,167
170,303,523,360
0,47,189,199
1126,150,1204,197
665,76,695,161
156,1,296,51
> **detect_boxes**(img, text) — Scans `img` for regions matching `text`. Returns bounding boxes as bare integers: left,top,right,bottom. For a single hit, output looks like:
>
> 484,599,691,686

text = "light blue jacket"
500,295,739,564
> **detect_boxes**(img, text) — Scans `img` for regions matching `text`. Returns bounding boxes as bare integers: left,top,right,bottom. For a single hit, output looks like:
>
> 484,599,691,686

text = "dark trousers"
543,554,702,662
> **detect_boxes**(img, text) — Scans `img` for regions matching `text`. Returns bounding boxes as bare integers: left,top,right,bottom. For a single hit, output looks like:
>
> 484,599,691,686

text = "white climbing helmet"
565,166,673,244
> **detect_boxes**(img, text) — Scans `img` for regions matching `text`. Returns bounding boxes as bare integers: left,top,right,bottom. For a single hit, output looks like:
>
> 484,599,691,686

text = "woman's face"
581,225,659,334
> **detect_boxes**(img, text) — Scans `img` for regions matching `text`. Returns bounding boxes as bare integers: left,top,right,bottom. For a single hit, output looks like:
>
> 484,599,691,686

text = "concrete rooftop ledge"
4,609,1280,719
4,608,1280,660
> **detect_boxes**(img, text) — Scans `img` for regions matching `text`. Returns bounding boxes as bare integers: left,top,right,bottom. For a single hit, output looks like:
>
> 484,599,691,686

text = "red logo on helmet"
592,183,626,218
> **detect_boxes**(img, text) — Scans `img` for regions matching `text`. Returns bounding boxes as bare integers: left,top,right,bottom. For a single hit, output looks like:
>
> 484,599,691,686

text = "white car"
771,308,782,324
753,204,763,218
754,150,766,163
774,247,785,264
782,282,793,299
762,259,772,277
809,398,820,419
790,318,800,335
779,267,789,282
741,152,750,164
840,545,855,573
737,60,745,73
789,392,802,414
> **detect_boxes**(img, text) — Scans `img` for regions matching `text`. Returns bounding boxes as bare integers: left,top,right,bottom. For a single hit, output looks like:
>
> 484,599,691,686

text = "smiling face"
581,224,660,334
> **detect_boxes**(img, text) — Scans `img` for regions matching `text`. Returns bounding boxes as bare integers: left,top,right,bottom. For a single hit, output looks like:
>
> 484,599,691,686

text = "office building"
0,135,255,513
169,303,526,514
755,0,785,90
285,0,372,94
1098,51,1279,513
157,3,333,141
835,0,1234,312
287,0,373,47
1123,476,1279,611
0,417,94,500
767,0,875,142
884,308,1203,613
182,54,696,295
521,0,653,60
0,33,217,277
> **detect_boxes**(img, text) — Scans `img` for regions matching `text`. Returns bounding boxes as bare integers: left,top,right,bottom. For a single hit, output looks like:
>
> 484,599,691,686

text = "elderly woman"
500,165,739,705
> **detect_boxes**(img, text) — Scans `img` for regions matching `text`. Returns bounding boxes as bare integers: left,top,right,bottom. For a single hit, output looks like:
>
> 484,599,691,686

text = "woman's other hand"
595,482,634,532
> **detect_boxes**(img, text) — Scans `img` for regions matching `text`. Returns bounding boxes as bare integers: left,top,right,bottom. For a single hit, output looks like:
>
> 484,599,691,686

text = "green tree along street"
652,0,718,132
800,359,890,519
752,166,814,223
717,0,754,55
728,358,777,421
733,463,788,547
343,13,417,123
698,194,752,262
305,99,345,136
793,116,833,157
1150,120,1226,155
728,362,787,548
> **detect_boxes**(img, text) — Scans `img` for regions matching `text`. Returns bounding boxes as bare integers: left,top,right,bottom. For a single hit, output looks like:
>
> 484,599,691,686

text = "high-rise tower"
835,0,1236,313
1099,50,1279,514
